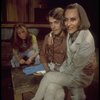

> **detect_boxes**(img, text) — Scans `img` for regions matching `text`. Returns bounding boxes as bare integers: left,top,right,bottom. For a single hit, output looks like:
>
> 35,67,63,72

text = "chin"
68,32,73,35
22,37,26,40
55,33,59,35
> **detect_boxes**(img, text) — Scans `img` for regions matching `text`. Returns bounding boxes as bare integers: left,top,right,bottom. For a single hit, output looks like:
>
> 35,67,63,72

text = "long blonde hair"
12,23,32,52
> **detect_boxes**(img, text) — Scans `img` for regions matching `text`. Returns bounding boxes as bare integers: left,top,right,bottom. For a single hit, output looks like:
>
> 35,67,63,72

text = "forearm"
43,63,50,72
29,50,39,61
40,56,50,71
29,43,39,60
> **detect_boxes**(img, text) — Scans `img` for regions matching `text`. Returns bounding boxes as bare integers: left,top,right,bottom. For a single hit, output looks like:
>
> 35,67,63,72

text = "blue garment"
23,64,44,75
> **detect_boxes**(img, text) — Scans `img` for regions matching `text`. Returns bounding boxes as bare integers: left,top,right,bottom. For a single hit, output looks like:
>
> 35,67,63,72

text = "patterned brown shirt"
40,32,67,65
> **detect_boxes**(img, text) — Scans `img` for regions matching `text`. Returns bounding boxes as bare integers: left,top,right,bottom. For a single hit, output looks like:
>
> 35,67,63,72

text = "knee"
35,55,40,64
47,83,56,91
45,72,53,79
11,56,19,67
35,55,40,60
46,83,62,93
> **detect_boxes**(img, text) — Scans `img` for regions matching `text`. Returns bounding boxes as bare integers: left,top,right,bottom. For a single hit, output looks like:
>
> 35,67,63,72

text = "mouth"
52,29,56,32
67,27,73,30
67,29,72,32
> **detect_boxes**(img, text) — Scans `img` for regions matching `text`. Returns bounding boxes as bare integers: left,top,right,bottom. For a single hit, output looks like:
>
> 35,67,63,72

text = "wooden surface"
1,24,50,28
11,67,43,100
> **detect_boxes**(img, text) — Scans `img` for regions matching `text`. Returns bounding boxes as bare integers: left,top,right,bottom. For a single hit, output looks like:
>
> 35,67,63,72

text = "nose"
66,20,71,27
51,23,55,30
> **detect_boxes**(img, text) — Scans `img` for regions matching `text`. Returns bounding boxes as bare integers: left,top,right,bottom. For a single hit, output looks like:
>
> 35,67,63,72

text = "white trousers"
31,72,86,100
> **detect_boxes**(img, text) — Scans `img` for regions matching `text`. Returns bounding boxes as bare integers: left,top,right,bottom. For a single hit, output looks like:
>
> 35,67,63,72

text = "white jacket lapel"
70,31,84,53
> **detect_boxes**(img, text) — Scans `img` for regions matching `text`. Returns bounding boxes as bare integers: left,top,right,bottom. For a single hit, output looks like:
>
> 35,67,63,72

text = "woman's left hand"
25,58,33,65
83,62,96,75
83,53,97,75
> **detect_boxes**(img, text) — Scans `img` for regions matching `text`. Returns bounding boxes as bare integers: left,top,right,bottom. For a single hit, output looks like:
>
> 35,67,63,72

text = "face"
48,17,62,35
64,8,80,35
17,27,28,40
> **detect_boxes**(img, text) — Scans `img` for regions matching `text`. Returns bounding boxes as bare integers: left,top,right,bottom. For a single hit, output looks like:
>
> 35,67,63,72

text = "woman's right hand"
19,59,26,64
48,33,53,46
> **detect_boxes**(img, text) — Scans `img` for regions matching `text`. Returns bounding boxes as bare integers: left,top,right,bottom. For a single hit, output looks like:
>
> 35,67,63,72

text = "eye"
71,18,76,21
55,21,59,24
22,31,25,33
64,18,68,22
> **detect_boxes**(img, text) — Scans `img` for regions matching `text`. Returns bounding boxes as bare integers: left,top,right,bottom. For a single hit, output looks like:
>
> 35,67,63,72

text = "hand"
19,59,26,64
83,53,97,75
48,34,53,46
25,58,32,65
83,63,96,75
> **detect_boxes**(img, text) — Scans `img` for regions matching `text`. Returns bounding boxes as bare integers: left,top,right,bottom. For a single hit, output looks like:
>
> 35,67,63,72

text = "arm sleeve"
29,34,39,60
64,39,95,74
40,35,49,69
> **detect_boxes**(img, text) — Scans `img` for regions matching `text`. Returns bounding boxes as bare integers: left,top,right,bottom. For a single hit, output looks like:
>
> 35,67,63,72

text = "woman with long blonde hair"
11,23,40,67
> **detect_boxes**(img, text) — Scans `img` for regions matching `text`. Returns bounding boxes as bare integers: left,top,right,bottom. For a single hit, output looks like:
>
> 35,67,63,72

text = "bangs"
17,26,27,34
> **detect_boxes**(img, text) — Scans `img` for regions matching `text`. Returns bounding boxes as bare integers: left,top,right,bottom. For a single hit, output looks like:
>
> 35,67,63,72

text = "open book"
23,64,46,75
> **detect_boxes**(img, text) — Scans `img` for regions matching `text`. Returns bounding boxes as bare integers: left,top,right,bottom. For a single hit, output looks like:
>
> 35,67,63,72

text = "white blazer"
60,29,95,87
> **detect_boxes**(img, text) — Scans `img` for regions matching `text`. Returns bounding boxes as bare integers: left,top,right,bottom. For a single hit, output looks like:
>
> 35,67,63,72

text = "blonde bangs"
17,26,27,34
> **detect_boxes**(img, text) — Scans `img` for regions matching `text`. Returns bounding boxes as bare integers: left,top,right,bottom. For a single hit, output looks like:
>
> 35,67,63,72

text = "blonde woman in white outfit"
31,3,97,100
